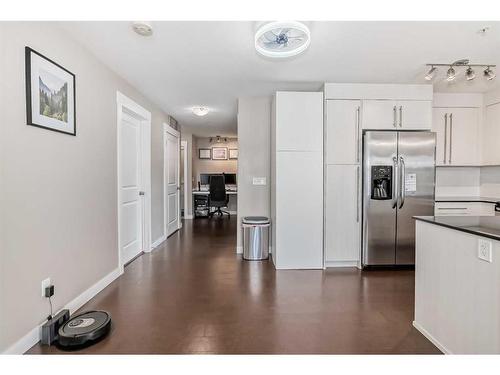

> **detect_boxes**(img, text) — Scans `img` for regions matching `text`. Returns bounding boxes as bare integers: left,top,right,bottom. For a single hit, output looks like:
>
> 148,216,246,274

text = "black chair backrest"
209,175,226,202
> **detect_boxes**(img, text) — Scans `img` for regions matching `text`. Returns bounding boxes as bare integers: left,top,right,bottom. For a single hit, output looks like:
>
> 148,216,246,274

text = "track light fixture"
424,59,496,82
465,67,476,81
425,66,436,81
446,66,456,81
484,66,496,81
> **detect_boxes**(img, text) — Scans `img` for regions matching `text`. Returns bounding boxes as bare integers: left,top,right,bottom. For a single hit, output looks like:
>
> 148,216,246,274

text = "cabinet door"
275,92,323,152
325,100,361,164
483,103,500,165
325,165,361,264
398,100,432,130
432,108,449,166
362,100,398,130
449,108,479,166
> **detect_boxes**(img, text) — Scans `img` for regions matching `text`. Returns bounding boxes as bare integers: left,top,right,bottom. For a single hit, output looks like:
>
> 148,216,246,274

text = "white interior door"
165,129,180,236
120,111,143,265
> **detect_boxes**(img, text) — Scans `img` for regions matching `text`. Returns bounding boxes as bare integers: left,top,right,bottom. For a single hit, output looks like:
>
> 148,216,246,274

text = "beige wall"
192,137,238,186
236,97,272,252
0,22,173,352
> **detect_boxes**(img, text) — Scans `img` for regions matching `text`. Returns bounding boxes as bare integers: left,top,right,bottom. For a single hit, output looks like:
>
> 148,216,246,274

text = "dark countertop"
414,215,500,241
435,196,500,204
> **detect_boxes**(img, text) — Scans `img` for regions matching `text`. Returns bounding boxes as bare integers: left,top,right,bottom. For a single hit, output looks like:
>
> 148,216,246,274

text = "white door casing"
181,140,189,220
164,123,181,237
117,92,151,271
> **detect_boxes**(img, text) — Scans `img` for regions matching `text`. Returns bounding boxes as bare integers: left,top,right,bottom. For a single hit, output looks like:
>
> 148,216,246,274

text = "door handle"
393,106,397,128
399,106,403,127
399,157,406,209
356,165,360,222
356,106,361,163
139,191,145,196
449,113,453,164
443,113,448,164
392,156,398,209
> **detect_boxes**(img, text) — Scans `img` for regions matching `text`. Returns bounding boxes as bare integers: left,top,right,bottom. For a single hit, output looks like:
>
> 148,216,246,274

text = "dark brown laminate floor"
28,217,440,354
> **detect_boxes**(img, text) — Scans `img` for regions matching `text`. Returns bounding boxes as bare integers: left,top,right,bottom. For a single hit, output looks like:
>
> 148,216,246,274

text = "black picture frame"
199,148,211,159
229,148,238,160
25,46,76,136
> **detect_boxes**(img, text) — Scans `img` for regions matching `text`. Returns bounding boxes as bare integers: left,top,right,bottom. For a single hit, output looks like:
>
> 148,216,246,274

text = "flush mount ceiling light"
132,21,153,36
255,21,311,58
424,59,496,82
192,106,209,117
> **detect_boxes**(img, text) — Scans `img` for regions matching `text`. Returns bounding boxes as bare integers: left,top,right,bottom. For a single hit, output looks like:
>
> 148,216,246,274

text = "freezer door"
396,132,436,265
362,131,398,266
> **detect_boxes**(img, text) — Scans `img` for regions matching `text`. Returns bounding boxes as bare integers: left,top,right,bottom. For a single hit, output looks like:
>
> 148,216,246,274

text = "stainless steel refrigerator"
362,131,436,266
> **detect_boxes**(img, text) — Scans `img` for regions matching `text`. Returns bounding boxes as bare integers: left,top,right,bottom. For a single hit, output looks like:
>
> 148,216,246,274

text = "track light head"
425,66,437,81
465,67,476,81
446,66,456,82
484,67,496,81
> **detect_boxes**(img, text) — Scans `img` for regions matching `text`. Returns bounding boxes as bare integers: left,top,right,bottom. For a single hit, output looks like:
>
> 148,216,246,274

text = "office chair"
208,175,230,218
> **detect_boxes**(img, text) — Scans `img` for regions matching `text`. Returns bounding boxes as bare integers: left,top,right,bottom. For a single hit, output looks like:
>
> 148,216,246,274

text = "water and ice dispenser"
371,166,393,200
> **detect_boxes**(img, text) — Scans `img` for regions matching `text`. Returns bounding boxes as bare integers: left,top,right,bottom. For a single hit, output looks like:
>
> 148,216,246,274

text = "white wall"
0,22,172,353
236,97,272,252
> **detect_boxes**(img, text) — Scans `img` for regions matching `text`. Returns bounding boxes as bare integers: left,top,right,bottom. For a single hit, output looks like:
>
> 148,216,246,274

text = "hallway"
28,218,439,354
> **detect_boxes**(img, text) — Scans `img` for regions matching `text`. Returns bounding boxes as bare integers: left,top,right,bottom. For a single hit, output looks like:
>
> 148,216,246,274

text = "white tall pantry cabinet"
271,92,324,269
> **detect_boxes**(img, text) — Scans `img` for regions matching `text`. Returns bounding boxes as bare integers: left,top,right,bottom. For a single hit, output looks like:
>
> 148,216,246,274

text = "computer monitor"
200,173,212,185
223,173,237,185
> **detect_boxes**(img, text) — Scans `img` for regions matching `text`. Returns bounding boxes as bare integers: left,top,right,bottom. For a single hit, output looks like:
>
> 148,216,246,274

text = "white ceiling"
61,21,500,137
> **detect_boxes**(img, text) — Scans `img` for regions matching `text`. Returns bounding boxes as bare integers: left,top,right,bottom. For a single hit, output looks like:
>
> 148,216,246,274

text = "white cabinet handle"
449,113,453,164
393,106,397,128
399,106,403,127
443,113,448,164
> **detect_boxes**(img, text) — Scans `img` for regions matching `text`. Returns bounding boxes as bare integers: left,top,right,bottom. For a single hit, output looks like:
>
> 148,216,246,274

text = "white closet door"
166,131,180,236
120,112,143,265
325,164,361,264
325,100,361,164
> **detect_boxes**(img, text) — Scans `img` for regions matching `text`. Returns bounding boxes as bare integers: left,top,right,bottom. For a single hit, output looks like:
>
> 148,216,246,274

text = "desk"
192,190,237,217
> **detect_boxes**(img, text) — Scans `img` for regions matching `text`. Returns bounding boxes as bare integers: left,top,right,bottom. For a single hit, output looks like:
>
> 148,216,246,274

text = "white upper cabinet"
398,100,432,129
362,100,398,129
325,100,361,164
432,107,479,166
362,100,432,130
483,102,500,165
275,91,323,152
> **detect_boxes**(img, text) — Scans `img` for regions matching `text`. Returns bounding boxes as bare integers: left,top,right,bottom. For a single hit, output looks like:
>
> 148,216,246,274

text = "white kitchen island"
414,216,500,354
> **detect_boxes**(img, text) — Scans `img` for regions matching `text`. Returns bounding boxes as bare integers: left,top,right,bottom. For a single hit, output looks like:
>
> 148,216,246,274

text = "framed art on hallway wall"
25,47,76,136
199,148,211,159
229,148,238,159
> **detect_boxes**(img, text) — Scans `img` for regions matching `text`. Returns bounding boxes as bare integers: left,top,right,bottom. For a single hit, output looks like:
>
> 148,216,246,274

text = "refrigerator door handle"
399,156,406,209
392,156,398,209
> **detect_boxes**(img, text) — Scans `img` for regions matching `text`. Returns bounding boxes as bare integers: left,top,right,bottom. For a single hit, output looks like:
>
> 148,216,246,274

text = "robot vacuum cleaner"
57,310,111,348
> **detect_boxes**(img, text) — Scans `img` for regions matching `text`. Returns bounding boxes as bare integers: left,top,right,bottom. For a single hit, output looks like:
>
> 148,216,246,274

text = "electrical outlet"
41,278,51,297
478,239,493,263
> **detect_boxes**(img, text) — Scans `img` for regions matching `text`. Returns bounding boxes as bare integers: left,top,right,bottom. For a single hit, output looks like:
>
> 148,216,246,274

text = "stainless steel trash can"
242,216,270,260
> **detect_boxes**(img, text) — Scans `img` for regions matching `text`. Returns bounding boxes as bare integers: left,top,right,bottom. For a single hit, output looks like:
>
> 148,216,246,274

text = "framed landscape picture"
229,148,238,160
25,47,76,136
212,147,228,160
199,148,211,159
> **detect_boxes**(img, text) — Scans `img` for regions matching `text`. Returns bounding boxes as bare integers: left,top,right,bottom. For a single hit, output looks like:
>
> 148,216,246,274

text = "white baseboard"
151,234,167,249
3,267,122,354
412,321,448,354
236,246,243,254
325,260,359,268
184,214,193,220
